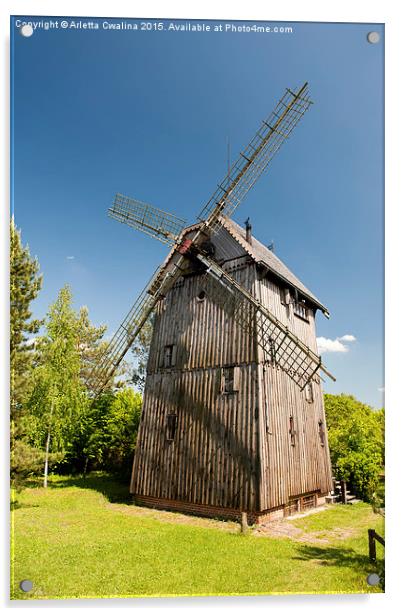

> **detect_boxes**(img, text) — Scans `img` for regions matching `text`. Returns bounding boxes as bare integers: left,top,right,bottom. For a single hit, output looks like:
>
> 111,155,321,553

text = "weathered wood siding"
255,273,332,510
146,262,257,373
131,366,260,510
131,260,261,511
131,226,332,514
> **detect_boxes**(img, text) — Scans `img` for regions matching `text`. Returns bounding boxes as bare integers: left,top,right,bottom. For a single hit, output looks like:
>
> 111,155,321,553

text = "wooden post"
340,480,347,504
368,529,377,561
241,512,249,534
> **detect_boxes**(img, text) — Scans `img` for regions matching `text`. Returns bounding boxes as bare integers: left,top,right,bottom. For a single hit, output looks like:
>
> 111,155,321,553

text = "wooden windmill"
90,83,335,523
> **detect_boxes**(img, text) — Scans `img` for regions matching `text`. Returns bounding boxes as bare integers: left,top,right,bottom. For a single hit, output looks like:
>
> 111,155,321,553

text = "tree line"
10,219,149,489
324,393,384,504
10,219,384,502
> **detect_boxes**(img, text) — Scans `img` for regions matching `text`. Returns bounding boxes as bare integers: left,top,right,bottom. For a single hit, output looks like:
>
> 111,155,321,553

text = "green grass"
11,472,384,599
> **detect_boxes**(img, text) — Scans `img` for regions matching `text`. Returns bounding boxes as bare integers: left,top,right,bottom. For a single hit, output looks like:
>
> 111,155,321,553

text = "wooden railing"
368,528,385,561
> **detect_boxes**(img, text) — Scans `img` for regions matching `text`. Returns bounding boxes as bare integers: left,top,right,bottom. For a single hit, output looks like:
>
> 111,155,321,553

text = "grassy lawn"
11,472,384,599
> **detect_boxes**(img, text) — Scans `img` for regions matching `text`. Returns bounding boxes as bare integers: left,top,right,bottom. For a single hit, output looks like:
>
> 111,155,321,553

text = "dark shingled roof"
220,217,329,315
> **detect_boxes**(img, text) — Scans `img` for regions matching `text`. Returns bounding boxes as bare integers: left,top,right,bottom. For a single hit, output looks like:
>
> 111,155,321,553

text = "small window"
197,290,206,302
289,416,296,447
268,337,276,364
318,420,325,447
166,413,177,441
305,381,314,403
280,287,291,306
294,301,309,322
301,494,317,510
163,344,176,368
222,366,240,394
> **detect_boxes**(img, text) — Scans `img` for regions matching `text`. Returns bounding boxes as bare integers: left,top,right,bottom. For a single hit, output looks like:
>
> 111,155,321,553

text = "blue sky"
11,17,384,407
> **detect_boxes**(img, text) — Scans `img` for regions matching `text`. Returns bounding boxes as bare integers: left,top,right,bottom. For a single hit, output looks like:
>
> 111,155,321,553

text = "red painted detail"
177,238,193,255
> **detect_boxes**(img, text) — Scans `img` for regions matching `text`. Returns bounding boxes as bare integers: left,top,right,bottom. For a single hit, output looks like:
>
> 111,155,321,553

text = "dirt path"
254,519,357,544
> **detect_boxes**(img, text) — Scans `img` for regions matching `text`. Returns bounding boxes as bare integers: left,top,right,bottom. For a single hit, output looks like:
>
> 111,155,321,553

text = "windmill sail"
87,247,194,396
88,268,163,396
109,193,186,246
198,83,313,231
196,253,335,390
89,82,331,397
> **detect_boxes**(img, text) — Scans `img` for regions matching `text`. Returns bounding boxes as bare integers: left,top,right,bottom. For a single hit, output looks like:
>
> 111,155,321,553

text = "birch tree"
27,286,84,487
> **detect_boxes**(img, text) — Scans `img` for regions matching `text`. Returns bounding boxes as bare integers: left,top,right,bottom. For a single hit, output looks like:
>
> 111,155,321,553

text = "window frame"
318,419,325,447
305,381,314,403
293,300,310,322
221,366,240,394
162,344,176,369
289,415,296,447
280,287,291,306
166,413,178,442
268,337,277,365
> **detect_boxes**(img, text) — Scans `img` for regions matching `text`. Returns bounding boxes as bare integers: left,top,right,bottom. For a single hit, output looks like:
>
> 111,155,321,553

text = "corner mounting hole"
367,31,380,44
366,573,380,586
19,579,33,592
20,24,34,37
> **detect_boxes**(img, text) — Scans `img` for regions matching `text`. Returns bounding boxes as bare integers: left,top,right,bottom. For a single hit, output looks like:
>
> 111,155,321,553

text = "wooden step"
325,494,340,504
345,495,361,504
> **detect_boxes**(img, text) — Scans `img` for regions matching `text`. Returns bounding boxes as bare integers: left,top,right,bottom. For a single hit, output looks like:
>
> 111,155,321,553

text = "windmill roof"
219,216,329,315
162,216,329,316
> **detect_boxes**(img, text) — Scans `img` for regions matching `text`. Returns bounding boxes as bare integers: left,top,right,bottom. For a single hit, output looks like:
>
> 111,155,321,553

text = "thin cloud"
66,256,75,260
317,334,357,354
339,334,356,342
378,387,385,393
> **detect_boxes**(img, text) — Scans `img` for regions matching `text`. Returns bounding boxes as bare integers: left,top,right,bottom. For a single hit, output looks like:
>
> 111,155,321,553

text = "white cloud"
317,334,357,354
317,337,348,354
378,387,385,393
339,334,356,342
66,256,75,260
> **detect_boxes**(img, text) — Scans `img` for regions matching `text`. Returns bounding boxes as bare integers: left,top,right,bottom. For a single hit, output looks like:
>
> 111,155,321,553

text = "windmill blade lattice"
88,82,327,397
88,270,162,395
88,255,184,395
109,193,186,246
198,83,313,231
197,253,334,390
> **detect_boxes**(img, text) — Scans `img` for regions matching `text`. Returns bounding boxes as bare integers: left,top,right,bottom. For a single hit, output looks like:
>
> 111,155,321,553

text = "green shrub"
324,394,384,501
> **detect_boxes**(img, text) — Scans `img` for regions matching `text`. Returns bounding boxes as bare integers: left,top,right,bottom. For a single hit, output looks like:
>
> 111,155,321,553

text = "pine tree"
10,218,43,418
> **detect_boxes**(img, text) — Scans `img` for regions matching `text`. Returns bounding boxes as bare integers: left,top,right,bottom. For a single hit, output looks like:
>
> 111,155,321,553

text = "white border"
2,1,400,614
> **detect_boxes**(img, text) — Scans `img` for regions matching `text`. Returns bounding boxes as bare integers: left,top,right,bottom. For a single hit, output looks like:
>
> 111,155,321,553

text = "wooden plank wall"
146,259,256,373
131,260,261,512
130,365,260,511
255,274,333,511
131,226,332,513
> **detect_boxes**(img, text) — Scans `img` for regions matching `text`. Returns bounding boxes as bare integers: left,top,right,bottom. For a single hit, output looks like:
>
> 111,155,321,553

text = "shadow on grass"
24,473,132,504
10,501,40,511
294,543,383,576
